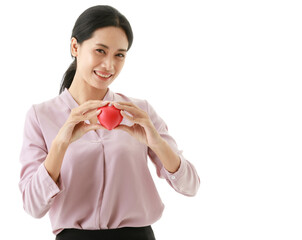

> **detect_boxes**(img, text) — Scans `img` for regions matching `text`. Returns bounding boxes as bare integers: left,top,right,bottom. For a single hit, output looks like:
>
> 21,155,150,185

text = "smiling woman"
69,27,128,96
59,5,133,96
18,5,200,240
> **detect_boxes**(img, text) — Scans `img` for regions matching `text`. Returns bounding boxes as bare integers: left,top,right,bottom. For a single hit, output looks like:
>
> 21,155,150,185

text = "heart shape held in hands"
97,104,123,130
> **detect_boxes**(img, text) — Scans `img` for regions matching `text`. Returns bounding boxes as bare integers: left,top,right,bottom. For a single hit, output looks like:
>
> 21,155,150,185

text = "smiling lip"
94,70,113,81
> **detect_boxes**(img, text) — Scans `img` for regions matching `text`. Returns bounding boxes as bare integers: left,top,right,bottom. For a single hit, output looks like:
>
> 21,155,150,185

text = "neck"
68,74,108,105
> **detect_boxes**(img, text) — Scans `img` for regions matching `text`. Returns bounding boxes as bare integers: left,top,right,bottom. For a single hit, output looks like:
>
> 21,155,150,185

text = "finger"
78,101,109,115
83,123,106,133
114,124,133,135
114,101,137,107
84,108,102,120
121,110,148,126
113,102,141,116
83,101,109,114
113,102,141,112
120,110,134,122
72,108,102,123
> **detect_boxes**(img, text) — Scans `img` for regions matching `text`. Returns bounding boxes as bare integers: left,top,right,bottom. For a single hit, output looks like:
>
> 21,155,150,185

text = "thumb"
83,123,105,133
114,124,133,135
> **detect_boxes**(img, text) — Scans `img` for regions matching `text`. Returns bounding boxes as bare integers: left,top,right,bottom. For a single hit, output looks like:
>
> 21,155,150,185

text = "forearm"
44,138,69,183
150,137,181,173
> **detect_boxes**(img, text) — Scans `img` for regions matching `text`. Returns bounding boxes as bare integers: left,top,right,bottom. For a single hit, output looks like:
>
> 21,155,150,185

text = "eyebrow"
96,43,127,52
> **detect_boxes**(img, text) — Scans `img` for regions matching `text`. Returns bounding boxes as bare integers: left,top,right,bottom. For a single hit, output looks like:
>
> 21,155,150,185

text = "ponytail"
59,59,76,94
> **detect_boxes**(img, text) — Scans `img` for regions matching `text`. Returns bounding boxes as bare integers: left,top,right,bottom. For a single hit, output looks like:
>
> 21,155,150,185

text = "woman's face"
71,26,129,90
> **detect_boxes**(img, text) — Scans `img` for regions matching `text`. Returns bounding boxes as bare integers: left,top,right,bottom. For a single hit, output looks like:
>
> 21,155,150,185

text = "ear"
71,37,79,57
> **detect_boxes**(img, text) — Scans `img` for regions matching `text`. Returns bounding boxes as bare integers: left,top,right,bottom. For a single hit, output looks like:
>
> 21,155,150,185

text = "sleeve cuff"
39,163,64,199
162,153,187,182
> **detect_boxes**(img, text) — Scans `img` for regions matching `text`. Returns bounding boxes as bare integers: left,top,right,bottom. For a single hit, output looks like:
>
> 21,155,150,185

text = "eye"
96,49,106,54
116,53,125,58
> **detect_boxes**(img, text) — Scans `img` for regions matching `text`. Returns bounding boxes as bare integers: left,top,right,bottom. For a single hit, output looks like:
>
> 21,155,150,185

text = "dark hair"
59,5,133,94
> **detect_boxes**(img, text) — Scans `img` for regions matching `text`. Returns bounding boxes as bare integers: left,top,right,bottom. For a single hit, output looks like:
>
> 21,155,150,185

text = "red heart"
97,105,123,130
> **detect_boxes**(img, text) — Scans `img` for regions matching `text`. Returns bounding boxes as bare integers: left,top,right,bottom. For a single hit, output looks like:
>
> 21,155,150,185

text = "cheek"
87,55,98,71
115,61,125,73
78,53,95,72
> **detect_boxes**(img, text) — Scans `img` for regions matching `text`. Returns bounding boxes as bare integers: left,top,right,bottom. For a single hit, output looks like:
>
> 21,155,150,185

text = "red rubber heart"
97,105,123,130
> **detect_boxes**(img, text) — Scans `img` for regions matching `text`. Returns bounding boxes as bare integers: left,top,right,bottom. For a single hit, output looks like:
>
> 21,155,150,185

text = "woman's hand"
113,102,162,148
55,100,108,145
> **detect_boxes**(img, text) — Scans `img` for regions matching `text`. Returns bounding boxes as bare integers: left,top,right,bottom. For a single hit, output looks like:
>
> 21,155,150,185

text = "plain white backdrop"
1,0,301,239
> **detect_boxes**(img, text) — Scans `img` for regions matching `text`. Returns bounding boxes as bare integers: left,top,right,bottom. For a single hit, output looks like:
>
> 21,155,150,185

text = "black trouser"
56,226,156,240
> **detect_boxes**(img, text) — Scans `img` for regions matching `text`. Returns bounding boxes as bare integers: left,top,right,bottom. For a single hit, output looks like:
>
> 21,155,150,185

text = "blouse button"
171,176,176,180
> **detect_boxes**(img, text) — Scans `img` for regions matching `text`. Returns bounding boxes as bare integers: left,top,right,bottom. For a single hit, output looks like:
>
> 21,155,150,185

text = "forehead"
89,26,128,50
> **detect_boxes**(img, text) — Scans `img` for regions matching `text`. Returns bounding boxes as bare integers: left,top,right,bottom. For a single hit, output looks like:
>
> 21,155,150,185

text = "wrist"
149,136,181,173
44,136,69,184
149,136,166,152
53,136,70,151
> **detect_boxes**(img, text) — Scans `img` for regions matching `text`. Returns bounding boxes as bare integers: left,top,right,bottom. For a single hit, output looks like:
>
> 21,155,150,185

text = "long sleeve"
18,105,63,218
18,89,199,234
146,101,200,197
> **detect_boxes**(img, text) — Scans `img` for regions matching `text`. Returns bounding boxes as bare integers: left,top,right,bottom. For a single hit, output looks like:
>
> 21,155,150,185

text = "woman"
19,5,200,240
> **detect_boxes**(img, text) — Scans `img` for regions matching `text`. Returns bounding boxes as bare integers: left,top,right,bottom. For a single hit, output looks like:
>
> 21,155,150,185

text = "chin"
91,81,112,91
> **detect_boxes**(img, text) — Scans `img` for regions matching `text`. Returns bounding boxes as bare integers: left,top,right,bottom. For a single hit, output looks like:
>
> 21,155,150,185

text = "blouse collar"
60,88,114,110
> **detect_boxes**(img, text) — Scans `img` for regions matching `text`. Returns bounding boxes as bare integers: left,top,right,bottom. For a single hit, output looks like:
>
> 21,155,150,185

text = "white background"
0,0,301,239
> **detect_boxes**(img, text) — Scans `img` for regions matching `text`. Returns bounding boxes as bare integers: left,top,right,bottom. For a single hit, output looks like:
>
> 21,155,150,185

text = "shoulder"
26,94,68,123
33,95,63,111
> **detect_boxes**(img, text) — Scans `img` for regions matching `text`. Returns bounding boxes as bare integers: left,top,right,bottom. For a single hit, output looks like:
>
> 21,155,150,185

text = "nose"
100,55,114,72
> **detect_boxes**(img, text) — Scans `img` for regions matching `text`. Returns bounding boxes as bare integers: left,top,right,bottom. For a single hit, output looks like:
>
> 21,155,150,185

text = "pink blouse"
19,88,200,235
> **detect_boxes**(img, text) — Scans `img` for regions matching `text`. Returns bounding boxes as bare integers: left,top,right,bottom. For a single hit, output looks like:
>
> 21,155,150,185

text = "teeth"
95,71,111,78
